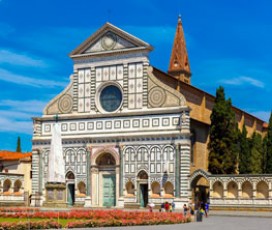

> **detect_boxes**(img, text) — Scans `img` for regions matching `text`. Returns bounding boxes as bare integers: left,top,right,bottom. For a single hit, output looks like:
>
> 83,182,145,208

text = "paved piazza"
81,216,272,230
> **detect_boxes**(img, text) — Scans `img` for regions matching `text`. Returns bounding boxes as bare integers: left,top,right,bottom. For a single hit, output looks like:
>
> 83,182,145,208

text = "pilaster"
175,143,180,197
31,149,41,207
179,144,190,201
84,146,92,207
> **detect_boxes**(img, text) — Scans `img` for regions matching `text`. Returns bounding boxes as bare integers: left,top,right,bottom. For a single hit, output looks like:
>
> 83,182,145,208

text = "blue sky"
0,0,271,152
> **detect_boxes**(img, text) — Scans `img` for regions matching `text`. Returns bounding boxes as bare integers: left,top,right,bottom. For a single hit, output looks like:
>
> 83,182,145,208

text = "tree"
249,132,263,174
208,86,239,174
264,112,272,173
238,124,251,174
16,136,22,152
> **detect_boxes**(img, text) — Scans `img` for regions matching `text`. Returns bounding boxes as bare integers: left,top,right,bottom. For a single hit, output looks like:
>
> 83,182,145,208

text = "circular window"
100,85,122,112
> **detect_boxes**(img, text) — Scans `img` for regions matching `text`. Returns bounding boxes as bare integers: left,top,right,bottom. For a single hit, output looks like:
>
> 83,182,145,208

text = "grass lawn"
0,217,74,226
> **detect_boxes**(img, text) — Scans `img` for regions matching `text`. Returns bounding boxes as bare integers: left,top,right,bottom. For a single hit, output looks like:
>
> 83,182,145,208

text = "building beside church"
0,151,32,206
31,17,270,209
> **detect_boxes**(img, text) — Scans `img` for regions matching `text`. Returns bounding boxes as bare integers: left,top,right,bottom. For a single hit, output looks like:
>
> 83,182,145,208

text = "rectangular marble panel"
96,68,102,82
156,164,161,173
78,70,84,83
136,63,143,78
128,94,135,109
78,99,84,112
103,67,109,81
85,84,91,97
170,163,174,173
150,163,155,173
85,69,91,83
78,84,84,98
136,78,142,93
85,98,90,112
117,66,123,80
128,79,135,93
128,64,135,78
110,66,116,80
135,93,142,109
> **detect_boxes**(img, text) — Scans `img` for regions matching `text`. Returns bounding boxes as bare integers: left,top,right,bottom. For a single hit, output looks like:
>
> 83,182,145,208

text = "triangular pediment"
70,22,153,58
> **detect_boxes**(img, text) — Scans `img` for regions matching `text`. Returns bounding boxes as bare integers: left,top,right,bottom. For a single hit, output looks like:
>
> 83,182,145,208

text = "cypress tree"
265,112,272,173
16,136,22,152
208,86,239,174
249,132,263,174
238,123,251,174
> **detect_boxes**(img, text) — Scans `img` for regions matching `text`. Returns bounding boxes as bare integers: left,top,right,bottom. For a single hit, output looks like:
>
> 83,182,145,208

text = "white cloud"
0,99,47,134
0,116,32,133
220,76,264,88
0,49,48,67
0,68,67,88
0,100,47,114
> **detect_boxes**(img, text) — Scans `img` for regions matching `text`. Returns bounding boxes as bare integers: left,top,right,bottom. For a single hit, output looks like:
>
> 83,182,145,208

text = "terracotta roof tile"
0,151,32,161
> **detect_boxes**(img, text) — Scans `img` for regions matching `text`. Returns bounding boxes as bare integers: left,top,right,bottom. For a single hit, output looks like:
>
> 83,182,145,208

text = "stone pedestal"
84,196,92,207
43,183,67,207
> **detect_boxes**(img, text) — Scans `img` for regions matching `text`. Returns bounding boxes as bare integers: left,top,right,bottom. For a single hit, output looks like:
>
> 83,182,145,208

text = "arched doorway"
137,170,148,207
66,171,75,206
96,152,116,207
191,171,209,209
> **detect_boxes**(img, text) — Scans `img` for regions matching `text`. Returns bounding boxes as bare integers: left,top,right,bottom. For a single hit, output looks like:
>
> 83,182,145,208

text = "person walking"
183,204,188,217
171,201,175,211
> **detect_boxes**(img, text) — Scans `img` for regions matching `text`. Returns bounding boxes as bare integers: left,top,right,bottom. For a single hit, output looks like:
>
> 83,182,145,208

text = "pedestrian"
204,202,209,217
171,201,175,211
148,203,154,212
160,202,165,212
169,203,173,212
183,204,188,217
164,202,170,212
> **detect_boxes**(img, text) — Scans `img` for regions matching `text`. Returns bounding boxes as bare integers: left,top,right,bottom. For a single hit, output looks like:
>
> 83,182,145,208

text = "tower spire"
168,15,191,86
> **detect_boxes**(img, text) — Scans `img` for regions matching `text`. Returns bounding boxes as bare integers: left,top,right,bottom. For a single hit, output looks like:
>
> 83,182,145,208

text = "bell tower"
168,15,191,87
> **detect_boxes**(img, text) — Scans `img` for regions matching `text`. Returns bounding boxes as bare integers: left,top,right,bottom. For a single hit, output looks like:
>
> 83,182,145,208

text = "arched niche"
96,153,116,166
164,181,174,198
3,179,11,194
227,181,238,198
14,180,22,194
241,181,253,199
212,181,223,198
137,170,148,180
151,181,160,198
77,181,86,196
66,171,75,180
256,181,269,199
125,181,135,197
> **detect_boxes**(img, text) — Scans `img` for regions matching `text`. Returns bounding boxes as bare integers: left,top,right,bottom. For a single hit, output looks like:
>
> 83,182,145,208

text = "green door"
67,184,75,206
103,175,116,207
140,184,148,207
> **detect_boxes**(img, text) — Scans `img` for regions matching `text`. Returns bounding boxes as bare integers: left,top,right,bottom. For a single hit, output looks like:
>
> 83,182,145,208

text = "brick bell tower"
168,15,191,88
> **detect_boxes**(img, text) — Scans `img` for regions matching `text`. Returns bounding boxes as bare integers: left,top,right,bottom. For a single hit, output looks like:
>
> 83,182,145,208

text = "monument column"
43,119,67,207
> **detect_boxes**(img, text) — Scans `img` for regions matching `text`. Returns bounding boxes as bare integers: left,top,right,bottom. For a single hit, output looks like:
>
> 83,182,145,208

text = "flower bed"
0,209,190,229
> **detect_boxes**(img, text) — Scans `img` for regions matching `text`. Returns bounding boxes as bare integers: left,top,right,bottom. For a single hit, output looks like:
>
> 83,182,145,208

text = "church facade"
31,18,270,209
31,22,191,208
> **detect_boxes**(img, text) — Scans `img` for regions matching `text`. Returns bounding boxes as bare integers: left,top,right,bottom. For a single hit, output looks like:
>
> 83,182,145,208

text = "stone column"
238,182,242,198
119,144,123,197
223,181,228,198
84,145,92,207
